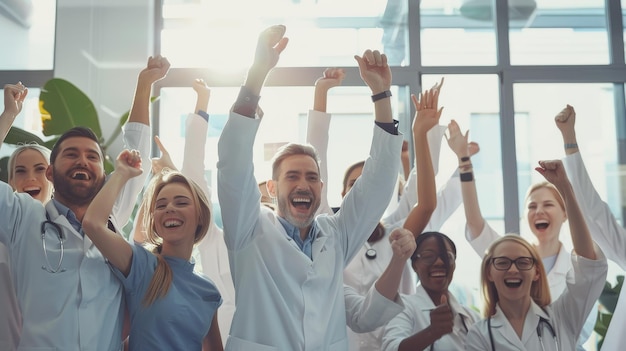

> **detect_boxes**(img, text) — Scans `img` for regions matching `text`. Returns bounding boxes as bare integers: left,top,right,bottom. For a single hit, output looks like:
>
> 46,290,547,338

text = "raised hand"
151,135,176,175
412,86,444,136
3,82,28,117
354,49,391,94
315,68,345,92
554,104,576,136
115,149,143,179
192,78,211,113
445,119,470,157
389,228,417,261
428,295,454,339
138,55,171,87
535,159,569,189
253,25,289,74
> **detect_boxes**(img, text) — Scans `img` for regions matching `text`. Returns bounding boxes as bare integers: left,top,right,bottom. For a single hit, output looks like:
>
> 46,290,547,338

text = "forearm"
458,156,485,239
561,129,578,156
0,111,16,148
195,95,210,115
414,131,436,218
313,86,329,112
559,182,596,259
374,256,406,300
373,98,393,124
232,66,268,117
127,78,152,126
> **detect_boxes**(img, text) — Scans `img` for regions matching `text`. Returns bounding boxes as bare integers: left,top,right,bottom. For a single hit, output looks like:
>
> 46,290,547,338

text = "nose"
507,262,520,272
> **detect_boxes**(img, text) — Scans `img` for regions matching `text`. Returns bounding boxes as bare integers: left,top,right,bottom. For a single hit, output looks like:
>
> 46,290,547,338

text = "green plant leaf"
3,126,46,145
103,96,159,149
0,156,8,183
40,78,102,138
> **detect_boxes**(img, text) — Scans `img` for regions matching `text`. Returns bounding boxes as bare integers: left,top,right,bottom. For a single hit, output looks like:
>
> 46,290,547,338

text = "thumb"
440,294,448,305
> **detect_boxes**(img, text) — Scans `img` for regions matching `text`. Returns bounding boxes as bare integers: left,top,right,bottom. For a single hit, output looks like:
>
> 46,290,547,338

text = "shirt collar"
51,198,82,232
277,217,320,250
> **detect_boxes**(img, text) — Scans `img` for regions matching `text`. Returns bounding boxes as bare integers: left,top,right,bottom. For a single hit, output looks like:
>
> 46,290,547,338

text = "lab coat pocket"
329,338,349,351
226,336,278,351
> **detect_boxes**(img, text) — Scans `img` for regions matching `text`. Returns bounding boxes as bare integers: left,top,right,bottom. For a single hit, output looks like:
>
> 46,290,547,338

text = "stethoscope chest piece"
365,248,377,259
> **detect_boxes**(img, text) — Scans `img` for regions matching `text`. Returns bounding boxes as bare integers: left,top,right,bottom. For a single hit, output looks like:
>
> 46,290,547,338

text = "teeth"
24,186,41,192
292,197,311,203
505,279,522,284
430,271,447,277
164,220,182,228
72,171,89,180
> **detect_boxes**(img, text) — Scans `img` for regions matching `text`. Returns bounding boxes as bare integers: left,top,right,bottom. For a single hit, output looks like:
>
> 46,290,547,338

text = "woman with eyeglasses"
381,231,480,351
446,120,599,350
465,159,607,351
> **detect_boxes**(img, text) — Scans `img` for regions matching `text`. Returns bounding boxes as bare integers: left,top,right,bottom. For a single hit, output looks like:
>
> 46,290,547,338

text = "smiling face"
47,136,106,207
341,164,363,197
268,154,322,229
487,240,540,305
153,182,198,247
526,186,566,243
412,236,456,303
9,148,52,203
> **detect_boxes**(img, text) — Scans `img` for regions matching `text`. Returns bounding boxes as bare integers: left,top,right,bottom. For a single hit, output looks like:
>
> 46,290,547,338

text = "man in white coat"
217,25,406,350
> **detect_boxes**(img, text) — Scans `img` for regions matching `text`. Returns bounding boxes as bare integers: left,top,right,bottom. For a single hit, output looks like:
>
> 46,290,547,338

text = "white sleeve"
344,284,403,333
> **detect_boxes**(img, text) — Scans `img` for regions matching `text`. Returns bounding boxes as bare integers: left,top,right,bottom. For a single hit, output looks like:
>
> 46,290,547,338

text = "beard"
52,168,105,207
276,190,320,229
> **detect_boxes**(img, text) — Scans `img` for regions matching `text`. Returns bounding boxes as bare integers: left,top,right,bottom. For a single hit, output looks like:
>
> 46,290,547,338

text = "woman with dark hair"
382,232,479,350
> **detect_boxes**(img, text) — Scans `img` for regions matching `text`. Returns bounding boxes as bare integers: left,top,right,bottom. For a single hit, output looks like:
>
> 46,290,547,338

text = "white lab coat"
466,222,597,350
465,249,607,351
307,110,463,351
344,284,404,334
0,122,150,351
382,284,480,351
0,242,20,351
217,112,402,350
562,151,626,350
183,112,236,342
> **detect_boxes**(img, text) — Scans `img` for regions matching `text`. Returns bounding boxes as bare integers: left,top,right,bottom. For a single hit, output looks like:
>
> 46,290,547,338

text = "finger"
381,53,388,67
440,294,448,305
154,135,168,155
411,94,419,110
372,50,382,66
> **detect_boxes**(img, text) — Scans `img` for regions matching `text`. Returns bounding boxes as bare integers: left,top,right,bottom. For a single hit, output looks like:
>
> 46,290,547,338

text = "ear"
267,179,277,198
487,268,494,282
533,267,540,281
45,165,53,182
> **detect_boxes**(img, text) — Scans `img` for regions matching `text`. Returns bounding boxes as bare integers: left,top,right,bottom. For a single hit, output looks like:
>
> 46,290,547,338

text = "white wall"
55,0,154,157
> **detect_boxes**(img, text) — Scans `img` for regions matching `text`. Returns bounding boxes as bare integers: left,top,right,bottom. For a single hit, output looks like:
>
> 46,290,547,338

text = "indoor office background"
1,0,625,348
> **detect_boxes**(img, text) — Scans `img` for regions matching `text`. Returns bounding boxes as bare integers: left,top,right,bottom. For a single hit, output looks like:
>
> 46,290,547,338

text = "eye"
15,169,25,174
155,203,166,210
88,154,99,161
36,166,47,172
307,175,319,182
175,201,190,207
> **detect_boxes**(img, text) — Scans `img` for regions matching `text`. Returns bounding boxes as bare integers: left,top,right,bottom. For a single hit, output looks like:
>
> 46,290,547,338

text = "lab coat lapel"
491,306,528,350
311,235,328,261
45,201,82,241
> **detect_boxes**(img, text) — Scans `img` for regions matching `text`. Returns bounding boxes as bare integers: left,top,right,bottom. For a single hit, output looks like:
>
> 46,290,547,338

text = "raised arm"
354,50,393,124
307,68,345,215
446,120,485,239
128,56,170,126
402,83,442,237
535,159,596,260
0,82,28,148
375,228,417,299
83,150,143,276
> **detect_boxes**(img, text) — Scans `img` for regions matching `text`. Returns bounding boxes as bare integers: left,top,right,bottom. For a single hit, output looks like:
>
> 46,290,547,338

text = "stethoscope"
364,241,376,259
41,214,66,273
488,315,559,351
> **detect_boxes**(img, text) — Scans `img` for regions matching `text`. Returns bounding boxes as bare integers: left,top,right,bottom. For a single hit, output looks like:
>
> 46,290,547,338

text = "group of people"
0,24,623,351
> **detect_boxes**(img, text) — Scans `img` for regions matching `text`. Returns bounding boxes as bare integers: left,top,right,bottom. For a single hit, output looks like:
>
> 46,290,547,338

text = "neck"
54,195,88,222
299,227,310,241
160,241,194,260
534,238,561,258
498,295,532,320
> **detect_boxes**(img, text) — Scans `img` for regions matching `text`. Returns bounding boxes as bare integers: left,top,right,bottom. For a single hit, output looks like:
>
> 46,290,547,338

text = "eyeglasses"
491,256,535,271
415,250,456,265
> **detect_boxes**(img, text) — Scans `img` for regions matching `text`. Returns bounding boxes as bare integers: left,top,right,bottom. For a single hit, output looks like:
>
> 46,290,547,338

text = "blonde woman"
465,160,607,351
83,150,222,350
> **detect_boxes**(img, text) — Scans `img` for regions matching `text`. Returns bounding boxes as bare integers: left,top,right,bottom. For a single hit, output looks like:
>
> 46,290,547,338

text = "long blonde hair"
139,169,211,306
480,234,551,317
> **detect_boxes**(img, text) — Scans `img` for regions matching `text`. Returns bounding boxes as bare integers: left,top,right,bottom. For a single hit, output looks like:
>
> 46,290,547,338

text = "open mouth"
504,278,523,288
291,197,312,210
429,270,447,278
534,220,549,230
164,219,183,228
71,170,91,180
23,186,41,197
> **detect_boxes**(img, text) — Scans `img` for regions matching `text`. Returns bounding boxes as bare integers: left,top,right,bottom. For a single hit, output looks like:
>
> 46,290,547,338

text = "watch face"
365,248,377,260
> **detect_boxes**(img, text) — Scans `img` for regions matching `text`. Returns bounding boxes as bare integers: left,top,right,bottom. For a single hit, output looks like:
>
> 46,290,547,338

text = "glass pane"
421,74,500,310
514,83,619,239
161,0,407,68
421,0,497,66
509,0,608,65
0,0,56,70
159,84,403,227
